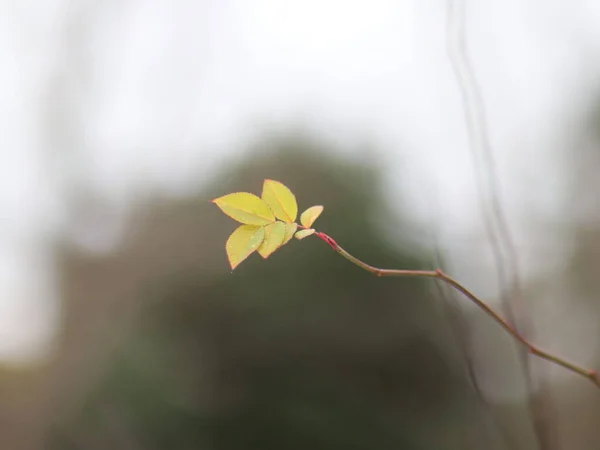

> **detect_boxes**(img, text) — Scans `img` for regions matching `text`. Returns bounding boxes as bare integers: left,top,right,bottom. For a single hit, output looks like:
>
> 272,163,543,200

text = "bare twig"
446,0,514,310
432,276,512,450
430,246,484,395
431,239,512,449
314,232,600,389
445,1,557,447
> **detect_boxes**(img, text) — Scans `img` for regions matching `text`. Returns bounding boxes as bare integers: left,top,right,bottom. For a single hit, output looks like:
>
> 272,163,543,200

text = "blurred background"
1,0,600,449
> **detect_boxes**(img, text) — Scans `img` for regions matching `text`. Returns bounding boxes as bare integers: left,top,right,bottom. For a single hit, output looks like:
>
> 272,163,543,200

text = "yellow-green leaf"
282,222,298,245
295,228,315,240
261,179,298,223
258,221,286,258
226,224,265,269
300,205,324,228
213,192,275,225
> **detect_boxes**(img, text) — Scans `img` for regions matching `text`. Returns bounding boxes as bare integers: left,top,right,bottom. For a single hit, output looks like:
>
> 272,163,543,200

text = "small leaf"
282,222,298,245
226,224,265,269
261,179,298,223
300,205,324,228
295,228,315,240
213,192,275,225
258,221,286,258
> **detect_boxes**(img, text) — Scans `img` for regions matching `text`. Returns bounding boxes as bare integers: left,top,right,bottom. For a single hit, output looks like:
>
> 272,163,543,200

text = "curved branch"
315,231,600,388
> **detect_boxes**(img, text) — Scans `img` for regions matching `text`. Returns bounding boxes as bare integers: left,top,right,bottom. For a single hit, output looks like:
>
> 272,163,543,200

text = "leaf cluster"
212,180,323,269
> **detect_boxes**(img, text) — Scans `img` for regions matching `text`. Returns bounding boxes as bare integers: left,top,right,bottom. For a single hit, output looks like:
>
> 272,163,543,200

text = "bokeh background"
1,1,600,449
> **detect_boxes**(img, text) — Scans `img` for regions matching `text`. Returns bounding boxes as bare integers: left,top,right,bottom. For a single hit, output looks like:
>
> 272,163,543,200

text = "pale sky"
0,0,599,364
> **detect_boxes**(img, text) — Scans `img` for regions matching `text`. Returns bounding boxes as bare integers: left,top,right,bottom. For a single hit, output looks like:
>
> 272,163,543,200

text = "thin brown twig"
431,241,512,449
430,246,485,395
432,277,512,450
445,1,556,447
314,231,600,389
446,0,513,311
